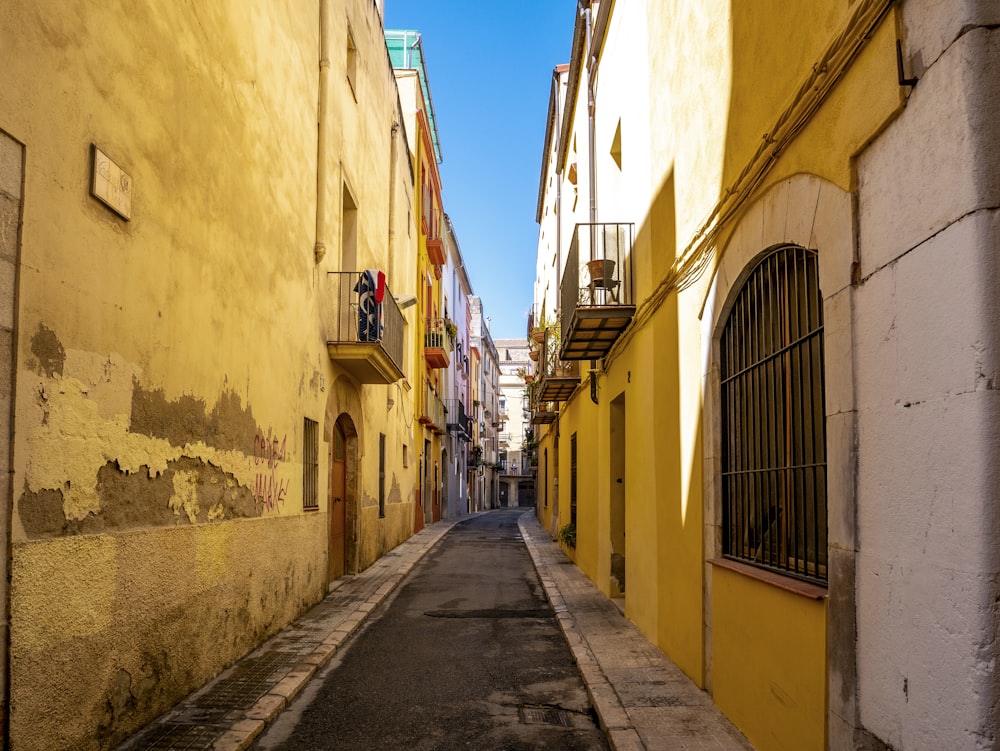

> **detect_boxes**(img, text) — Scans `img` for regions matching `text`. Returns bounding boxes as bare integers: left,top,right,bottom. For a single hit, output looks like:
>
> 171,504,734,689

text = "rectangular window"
346,27,358,97
303,418,319,510
379,433,386,518
570,434,577,525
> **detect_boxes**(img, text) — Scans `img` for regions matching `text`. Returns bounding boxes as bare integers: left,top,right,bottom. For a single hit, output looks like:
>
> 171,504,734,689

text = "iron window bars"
720,245,828,584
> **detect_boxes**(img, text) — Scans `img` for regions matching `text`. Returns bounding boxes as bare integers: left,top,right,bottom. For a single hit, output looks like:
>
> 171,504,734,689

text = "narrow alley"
4,3,998,748
115,510,752,751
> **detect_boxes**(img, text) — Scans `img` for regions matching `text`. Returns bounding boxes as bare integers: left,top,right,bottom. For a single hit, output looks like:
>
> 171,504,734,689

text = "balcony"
424,317,452,369
445,399,473,442
419,380,447,433
326,271,405,384
560,222,636,360
531,405,557,425
536,326,580,402
426,234,446,266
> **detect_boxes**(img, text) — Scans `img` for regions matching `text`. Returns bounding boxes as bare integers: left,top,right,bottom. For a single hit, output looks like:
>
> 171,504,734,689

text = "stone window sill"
708,557,828,600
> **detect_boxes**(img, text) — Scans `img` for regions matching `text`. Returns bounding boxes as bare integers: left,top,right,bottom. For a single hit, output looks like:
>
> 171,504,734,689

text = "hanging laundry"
354,270,385,341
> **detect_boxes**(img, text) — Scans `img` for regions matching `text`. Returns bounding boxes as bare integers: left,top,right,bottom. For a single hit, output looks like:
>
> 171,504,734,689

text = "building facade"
441,215,474,519
469,296,501,511
388,31,448,533
0,2,443,748
495,338,535,507
531,1,999,750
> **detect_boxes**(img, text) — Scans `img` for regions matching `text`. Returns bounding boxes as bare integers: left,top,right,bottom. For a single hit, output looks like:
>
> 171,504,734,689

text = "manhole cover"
519,706,573,727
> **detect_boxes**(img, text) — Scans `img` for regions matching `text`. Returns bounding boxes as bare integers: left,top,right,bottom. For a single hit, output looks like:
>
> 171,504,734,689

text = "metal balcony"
424,317,452,369
531,406,557,425
445,399,473,442
536,326,580,402
426,234,446,266
560,222,636,360
419,380,447,433
326,271,405,384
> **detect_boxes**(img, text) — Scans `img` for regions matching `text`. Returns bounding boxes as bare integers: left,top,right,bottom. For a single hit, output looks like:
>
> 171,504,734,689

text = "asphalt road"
252,508,609,750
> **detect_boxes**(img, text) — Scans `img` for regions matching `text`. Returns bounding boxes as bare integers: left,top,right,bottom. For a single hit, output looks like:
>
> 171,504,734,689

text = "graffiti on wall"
252,429,288,512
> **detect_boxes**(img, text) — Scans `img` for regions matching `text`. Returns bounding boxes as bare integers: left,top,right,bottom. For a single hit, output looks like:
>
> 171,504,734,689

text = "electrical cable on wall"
603,0,896,370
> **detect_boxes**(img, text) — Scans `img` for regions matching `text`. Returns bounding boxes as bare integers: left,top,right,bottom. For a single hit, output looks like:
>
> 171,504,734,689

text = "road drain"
519,706,573,727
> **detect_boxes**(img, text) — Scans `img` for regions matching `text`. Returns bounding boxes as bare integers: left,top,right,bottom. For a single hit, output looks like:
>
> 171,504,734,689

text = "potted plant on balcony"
587,258,616,285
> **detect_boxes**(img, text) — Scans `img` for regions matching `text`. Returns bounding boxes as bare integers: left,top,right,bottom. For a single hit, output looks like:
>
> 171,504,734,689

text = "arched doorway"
329,414,359,583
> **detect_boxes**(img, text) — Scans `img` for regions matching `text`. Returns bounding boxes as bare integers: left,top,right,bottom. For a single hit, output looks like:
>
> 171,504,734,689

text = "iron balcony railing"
445,399,473,441
559,222,636,361
326,271,405,383
537,326,580,402
424,317,453,368
420,380,447,433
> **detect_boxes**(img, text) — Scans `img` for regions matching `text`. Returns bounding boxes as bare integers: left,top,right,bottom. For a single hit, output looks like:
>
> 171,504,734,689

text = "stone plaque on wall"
90,144,132,220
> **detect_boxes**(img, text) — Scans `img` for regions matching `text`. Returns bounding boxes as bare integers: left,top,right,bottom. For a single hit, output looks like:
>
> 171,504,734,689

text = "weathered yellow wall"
11,516,325,751
1,1,418,748
712,567,828,751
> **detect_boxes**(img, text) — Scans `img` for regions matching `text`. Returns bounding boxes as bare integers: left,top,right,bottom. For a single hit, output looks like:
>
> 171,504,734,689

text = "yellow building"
389,31,450,532
0,2,421,748
533,2,1000,750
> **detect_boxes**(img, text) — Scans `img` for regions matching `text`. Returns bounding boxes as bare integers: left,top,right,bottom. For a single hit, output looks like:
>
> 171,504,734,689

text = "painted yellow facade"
530,2,939,749
0,1,420,748
395,63,448,531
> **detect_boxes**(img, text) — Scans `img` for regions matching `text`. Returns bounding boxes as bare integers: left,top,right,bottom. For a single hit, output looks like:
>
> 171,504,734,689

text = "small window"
543,448,549,508
570,434,577,525
610,119,622,169
402,443,409,468
303,418,319,510
378,433,386,518
346,27,358,97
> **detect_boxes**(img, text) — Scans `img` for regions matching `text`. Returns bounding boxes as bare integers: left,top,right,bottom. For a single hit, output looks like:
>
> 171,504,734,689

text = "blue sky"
384,2,578,339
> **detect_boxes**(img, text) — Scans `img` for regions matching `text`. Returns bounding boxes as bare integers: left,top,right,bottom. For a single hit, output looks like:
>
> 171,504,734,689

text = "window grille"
720,245,827,583
303,418,319,510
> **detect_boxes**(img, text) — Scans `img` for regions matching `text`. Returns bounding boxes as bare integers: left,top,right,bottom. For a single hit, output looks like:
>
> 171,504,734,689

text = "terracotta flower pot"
587,258,616,283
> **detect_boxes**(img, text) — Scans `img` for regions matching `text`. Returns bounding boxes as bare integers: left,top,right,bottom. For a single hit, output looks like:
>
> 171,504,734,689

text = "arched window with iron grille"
720,245,828,583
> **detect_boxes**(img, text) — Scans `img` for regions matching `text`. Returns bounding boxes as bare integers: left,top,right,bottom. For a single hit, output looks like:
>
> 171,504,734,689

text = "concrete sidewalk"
118,510,753,751
517,512,753,751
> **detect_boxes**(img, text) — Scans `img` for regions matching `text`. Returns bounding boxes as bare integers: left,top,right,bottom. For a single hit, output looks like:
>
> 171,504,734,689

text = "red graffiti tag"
252,430,288,513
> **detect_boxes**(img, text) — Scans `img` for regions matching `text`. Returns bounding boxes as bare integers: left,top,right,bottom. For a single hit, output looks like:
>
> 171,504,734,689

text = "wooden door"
329,422,347,581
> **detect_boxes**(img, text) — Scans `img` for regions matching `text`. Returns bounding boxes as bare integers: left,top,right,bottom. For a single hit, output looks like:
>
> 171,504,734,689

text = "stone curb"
517,512,642,751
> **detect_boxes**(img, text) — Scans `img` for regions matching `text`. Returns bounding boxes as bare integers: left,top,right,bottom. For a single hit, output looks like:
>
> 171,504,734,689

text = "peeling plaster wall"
10,515,325,751
0,0,419,749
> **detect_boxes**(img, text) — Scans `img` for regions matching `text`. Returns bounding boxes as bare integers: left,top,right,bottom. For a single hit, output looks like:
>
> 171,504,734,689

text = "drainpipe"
582,1,600,405
388,119,399,259
314,0,330,264
553,68,563,323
